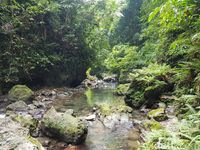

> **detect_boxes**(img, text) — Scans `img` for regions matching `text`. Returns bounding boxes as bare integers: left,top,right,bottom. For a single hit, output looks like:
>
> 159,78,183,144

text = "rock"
158,102,167,109
6,101,29,112
143,119,163,130
41,107,88,144
29,104,37,110
103,75,116,82
125,79,173,108
8,85,34,102
147,108,168,122
13,114,38,130
98,102,133,117
0,118,44,150
41,90,56,97
0,113,6,118
102,113,132,129
29,109,45,120
85,114,96,121
33,100,46,108
65,109,74,115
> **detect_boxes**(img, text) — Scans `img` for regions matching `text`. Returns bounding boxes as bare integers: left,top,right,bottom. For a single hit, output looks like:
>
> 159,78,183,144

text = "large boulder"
0,118,44,150
41,107,88,144
8,85,34,102
125,64,174,108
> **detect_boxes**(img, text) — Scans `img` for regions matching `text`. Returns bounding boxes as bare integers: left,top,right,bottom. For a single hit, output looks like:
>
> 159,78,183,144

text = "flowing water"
52,86,142,150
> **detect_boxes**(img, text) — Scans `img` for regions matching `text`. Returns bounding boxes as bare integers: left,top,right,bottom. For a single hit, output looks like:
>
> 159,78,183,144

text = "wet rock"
8,85,34,102
103,75,117,82
102,113,132,129
41,107,88,144
85,114,96,121
147,108,168,122
6,101,29,112
0,113,6,118
0,118,44,150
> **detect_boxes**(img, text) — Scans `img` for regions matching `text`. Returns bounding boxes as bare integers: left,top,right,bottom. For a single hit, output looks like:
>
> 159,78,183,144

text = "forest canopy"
0,0,200,94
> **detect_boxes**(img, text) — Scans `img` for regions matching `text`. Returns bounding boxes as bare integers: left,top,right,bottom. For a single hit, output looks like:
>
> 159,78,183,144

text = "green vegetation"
1,0,200,149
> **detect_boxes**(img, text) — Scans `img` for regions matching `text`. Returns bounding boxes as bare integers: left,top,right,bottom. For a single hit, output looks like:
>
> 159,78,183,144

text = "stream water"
51,86,142,150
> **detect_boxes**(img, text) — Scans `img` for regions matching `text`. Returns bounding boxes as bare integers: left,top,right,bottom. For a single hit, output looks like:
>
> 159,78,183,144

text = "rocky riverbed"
0,78,177,150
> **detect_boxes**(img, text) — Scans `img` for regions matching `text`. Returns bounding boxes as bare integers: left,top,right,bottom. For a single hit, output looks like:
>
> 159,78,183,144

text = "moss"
114,83,130,96
143,120,164,130
99,103,112,116
8,85,34,101
98,101,133,116
14,114,38,130
125,64,174,108
148,108,168,121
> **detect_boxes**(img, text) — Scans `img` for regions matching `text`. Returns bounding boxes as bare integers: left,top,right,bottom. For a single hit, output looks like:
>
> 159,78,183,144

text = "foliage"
105,44,139,74
141,112,200,150
125,63,174,108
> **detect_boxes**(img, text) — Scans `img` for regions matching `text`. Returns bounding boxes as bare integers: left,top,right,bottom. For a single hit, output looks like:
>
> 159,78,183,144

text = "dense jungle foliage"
0,0,200,149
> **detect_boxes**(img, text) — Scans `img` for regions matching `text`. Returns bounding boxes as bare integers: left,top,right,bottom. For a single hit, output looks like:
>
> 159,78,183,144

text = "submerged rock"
147,108,168,122
8,85,34,102
41,107,88,144
0,118,44,150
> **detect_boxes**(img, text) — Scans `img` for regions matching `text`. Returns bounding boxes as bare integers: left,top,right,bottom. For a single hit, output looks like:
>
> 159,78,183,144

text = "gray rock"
41,107,88,144
64,109,74,115
33,101,45,108
0,118,44,150
7,101,29,112
102,113,132,129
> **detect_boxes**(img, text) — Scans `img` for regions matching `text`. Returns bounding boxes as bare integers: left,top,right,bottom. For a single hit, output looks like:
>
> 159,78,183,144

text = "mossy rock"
143,120,164,130
147,108,168,122
98,102,132,116
114,83,130,96
13,114,38,130
125,80,146,108
125,76,173,108
41,107,88,144
8,85,34,102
